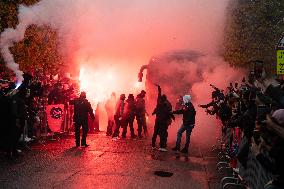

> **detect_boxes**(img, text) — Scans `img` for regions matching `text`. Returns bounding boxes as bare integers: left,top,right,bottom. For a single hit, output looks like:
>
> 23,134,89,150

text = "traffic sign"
277,50,284,74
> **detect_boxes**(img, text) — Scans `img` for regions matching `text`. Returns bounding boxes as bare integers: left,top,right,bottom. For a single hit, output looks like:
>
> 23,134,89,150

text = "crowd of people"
199,73,284,189
0,68,162,158
0,70,78,158
100,83,197,153
1,65,284,189
0,66,197,158
70,88,149,148
108,90,148,140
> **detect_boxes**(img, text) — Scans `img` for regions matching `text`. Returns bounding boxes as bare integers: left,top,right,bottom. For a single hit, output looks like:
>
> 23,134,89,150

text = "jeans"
176,124,194,149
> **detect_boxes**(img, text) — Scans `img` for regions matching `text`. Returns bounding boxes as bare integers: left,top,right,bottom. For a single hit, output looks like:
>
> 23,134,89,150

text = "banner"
46,104,65,132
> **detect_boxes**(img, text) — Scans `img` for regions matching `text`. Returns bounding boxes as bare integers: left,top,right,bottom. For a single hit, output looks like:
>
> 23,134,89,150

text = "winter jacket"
123,99,136,119
114,99,125,118
173,102,196,126
135,97,146,116
152,100,174,124
70,97,94,122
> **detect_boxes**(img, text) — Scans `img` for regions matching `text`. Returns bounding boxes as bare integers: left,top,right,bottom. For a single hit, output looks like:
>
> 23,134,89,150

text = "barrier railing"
213,124,274,189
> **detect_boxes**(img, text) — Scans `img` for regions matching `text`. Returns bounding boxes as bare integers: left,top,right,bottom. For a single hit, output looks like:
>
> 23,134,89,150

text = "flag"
46,104,65,132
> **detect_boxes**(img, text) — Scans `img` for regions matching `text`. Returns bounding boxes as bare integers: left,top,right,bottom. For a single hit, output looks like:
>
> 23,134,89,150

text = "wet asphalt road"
0,130,220,189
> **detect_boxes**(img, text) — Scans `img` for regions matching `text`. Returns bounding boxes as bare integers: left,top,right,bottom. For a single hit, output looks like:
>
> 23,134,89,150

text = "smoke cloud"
1,0,229,82
0,0,244,149
146,53,244,149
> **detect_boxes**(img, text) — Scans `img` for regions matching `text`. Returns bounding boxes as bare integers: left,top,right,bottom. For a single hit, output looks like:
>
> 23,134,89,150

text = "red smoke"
1,0,245,149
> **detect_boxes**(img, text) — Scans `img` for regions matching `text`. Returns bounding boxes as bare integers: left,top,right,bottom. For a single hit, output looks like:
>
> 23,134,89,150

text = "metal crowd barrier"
212,123,274,189
239,149,273,189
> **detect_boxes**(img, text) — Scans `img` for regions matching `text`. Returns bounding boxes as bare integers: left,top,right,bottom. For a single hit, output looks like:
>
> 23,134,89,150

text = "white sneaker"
112,136,120,140
24,137,32,142
233,168,240,174
152,146,156,150
16,149,22,153
159,148,167,152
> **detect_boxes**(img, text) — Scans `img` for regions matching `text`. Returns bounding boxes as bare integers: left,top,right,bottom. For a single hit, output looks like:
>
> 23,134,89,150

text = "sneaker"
152,146,156,150
24,137,32,142
81,144,89,147
180,148,188,154
172,147,180,151
233,168,240,174
16,149,22,153
112,136,120,140
159,148,168,152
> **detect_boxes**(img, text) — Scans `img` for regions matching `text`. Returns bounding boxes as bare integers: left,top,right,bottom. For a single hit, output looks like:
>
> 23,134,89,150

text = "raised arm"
154,84,161,98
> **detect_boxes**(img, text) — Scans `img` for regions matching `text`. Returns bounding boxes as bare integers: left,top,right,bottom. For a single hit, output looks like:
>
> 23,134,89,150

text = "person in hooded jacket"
112,94,126,138
152,85,175,152
135,90,148,138
122,94,136,138
70,92,94,147
172,95,196,154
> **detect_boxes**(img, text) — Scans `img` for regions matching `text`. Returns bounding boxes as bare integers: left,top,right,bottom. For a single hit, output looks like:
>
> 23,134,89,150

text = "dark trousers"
112,115,121,137
152,124,159,147
4,119,18,155
18,118,25,140
122,117,135,137
137,114,147,137
27,117,34,138
88,116,94,133
75,120,88,146
106,119,114,135
152,120,168,148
